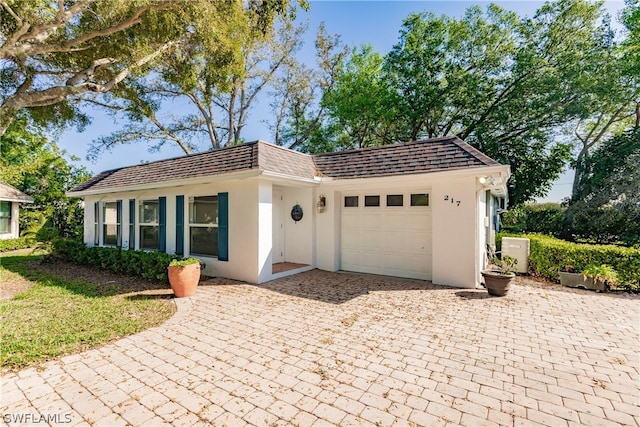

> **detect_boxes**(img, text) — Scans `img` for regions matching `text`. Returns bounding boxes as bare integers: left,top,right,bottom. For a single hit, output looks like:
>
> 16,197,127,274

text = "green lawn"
0,253,175,372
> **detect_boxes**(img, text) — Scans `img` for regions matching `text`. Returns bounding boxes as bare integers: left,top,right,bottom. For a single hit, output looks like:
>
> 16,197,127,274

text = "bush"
51,239,182,282
497,232,640,291
501,203,566,236
0,237,36,252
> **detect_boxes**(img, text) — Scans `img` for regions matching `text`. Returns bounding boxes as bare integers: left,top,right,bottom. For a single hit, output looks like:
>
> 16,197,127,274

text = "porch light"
317,195,326,213
478,176,499,186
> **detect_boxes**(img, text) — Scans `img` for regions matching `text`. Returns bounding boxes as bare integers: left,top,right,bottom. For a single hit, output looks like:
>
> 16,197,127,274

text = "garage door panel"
341,192,432,280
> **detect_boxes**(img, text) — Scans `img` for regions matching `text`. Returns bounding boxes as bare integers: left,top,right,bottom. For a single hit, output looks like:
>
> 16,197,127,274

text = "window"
140,200,159,250
103,202,121,246
344,196,358,207
364,195,380,207
386,194,403,207
411,193,430,206
0,201,10,234
93,202,99,245
189,196,218,257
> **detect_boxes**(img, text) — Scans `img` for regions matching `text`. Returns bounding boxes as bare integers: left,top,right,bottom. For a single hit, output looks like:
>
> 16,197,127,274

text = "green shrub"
51,239,182,282
169,258,201,268
0,237,36,252
501,203,566,236
497,232,640,291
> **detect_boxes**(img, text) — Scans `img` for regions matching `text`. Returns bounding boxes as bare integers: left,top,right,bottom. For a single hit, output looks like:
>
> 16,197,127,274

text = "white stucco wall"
81,179,263,283
314,188,341,272
78,164,508,288
431,174,480,288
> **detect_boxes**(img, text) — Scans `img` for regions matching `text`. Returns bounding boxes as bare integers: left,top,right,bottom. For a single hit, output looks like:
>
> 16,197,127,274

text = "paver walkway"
1,270,639,426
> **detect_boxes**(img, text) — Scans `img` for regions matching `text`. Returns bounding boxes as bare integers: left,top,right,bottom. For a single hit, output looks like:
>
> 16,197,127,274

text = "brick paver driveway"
2,270,639,426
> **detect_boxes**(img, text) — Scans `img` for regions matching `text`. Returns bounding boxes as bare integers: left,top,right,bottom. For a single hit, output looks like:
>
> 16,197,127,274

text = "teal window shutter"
218,192,228,261
175,195,184,256
128,199,135,249
159,196,166,252
116,200,122,248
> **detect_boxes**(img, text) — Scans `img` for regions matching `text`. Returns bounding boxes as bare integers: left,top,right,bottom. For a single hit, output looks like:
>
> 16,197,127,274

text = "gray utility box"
501,237,530,274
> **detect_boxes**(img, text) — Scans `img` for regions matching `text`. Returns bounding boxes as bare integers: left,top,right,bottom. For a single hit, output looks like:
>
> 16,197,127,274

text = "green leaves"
309,0,626,205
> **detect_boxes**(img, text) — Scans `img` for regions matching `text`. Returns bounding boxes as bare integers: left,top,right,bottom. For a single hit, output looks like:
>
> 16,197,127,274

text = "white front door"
272,189,285,263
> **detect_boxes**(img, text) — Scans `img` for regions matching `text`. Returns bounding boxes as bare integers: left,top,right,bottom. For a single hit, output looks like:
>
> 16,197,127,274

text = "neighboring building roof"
70,136,503,194
0,182,34,203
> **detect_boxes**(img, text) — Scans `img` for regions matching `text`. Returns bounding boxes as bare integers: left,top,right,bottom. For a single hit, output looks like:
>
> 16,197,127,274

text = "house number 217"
443,195,461,206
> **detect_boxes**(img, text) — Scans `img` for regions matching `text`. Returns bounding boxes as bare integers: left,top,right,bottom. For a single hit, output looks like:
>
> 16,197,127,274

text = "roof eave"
67,169,260,197
0,197,34,203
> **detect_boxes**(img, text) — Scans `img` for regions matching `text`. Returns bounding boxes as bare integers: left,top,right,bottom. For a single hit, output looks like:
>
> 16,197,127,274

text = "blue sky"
56,0,627,202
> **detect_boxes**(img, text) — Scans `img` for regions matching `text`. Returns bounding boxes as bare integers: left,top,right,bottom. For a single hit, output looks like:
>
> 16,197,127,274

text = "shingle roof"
70,137,502,193
0,182,34,203
313,136,500,179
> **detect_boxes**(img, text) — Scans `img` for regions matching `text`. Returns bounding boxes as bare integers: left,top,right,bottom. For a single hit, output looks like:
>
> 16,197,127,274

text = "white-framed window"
102,202,120,246
139,200,159,250
0,201,10,234
189,196,218,257
93,202,99,245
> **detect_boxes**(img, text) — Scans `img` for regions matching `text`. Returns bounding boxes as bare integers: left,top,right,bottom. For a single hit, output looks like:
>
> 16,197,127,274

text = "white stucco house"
0,182,34,240
68,137,510,289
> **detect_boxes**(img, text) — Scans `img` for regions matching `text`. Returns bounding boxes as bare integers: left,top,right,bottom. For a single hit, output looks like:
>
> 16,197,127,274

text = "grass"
0,253,176,372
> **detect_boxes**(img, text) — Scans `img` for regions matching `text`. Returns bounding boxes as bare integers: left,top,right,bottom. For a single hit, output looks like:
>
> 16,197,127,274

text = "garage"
340,191,432,280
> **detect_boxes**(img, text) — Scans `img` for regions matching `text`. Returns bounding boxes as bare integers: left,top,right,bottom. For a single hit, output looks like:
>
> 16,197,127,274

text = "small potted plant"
168,258,201,297
481,254,518,296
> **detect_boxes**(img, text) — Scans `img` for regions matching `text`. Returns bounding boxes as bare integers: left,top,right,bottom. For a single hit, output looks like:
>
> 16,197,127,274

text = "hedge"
51,239,182,282
0,237,36,252
497,233,640,291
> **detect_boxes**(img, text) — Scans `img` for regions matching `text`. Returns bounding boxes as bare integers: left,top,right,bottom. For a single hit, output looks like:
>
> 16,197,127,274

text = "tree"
87,17,308,157
306,0,620,205
570,0,640,198
320,45,395,150
0,117,91,238
0,0,296,137
567,127,640,244
269,24,348,150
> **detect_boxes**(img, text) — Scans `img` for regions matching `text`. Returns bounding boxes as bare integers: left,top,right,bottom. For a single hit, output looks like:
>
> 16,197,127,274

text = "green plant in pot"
559,264,619,292
582,264,619,291
482,254,518,296
168,258,201,298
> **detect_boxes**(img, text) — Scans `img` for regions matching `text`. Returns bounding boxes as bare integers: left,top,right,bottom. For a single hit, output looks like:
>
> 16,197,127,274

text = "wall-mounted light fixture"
316,195,326,213
478,176,499,186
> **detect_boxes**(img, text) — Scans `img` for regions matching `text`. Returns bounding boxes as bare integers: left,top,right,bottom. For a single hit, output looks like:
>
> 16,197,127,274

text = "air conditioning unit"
501,237,529,274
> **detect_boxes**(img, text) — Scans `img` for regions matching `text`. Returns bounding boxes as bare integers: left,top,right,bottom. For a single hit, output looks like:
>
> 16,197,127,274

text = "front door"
272,189,285,263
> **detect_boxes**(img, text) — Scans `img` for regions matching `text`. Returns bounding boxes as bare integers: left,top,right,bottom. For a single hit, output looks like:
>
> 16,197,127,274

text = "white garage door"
341,192,432,280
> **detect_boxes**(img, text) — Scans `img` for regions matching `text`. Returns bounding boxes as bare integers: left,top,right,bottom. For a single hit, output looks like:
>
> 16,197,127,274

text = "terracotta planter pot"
481,270,515,296
168,263,200,297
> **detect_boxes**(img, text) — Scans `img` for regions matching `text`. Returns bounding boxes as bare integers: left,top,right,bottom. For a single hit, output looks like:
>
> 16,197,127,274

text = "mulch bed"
0,259,175,300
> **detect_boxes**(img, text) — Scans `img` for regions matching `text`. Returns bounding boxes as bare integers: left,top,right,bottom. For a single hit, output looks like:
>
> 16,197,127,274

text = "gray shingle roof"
313,137,500,179
0,182,34,203
70,137,502,193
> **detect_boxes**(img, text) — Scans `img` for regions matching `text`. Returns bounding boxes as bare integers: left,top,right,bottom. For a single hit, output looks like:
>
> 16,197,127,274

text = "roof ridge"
312,136,458,158
257,140,312,159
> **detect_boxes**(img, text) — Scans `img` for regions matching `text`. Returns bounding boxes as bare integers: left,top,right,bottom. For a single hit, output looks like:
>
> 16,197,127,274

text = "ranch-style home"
0,182,34,240
68,137,510,289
